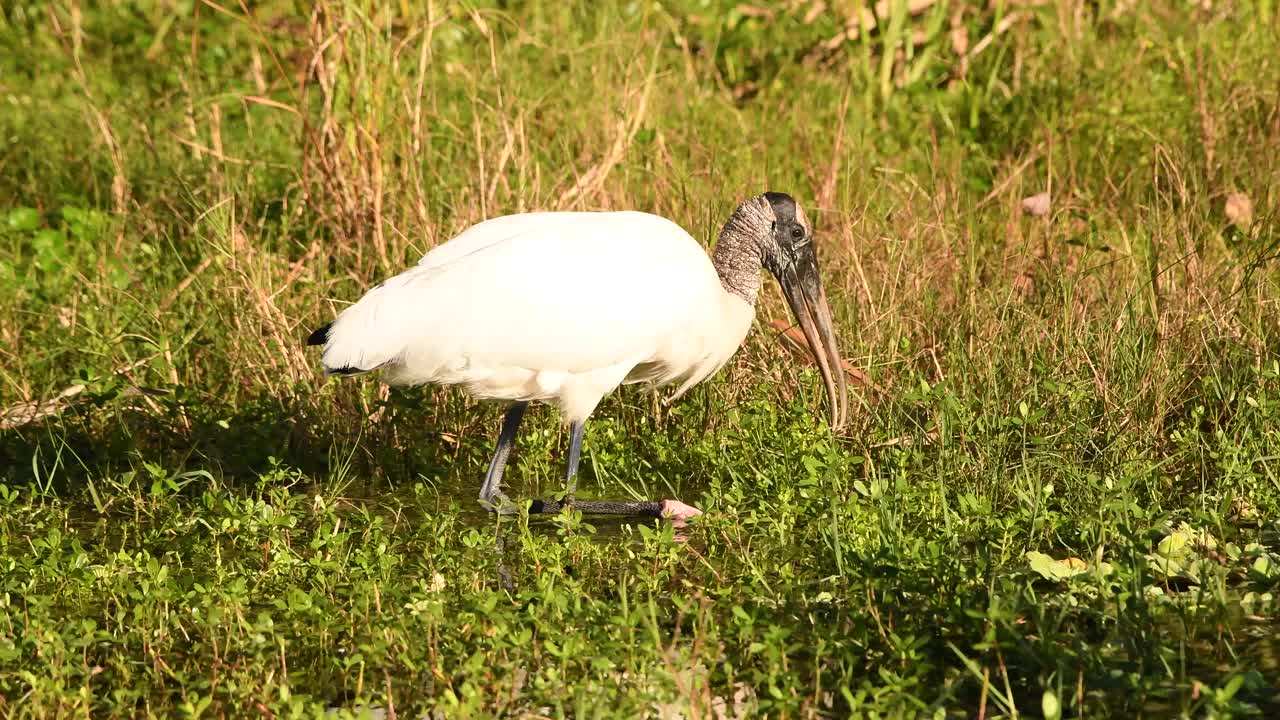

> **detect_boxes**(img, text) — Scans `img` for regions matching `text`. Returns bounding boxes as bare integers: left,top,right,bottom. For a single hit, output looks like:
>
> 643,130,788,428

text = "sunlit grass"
1,1,1279,716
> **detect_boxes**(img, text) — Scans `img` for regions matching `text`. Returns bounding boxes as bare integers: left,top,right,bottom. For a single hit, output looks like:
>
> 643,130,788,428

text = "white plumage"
318,211,754,423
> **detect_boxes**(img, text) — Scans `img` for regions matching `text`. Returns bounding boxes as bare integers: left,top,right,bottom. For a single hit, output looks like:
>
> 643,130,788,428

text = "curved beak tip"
779,271,849,435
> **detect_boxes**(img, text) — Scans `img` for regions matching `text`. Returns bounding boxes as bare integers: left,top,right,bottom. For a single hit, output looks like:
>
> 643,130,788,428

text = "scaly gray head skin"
712,192,849,430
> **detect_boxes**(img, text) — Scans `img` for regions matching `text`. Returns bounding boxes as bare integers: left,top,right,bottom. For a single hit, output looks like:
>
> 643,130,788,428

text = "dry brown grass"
2,0,1277,464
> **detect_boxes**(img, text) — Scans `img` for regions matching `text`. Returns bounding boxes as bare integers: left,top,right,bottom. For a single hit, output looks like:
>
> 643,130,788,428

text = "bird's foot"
520,497,702,522
477,491,520,516
659,499,703,524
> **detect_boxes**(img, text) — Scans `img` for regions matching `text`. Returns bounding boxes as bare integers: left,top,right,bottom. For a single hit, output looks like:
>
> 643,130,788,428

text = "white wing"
414,212,605,271
319,211,735,416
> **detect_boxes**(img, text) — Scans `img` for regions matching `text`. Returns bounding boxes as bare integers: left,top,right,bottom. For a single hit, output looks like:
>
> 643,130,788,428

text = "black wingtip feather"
328,366,365,377
306,323,332,347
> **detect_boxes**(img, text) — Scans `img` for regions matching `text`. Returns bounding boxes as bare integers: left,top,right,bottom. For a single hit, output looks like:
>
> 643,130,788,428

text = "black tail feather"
328,366,366,376
306,323,332,346
307,321,378,376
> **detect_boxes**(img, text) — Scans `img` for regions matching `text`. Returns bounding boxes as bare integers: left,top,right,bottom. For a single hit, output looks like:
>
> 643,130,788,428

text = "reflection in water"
494,518,514,593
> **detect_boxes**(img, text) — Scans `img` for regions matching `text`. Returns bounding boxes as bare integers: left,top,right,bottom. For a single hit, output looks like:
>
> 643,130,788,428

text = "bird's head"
723,192,849,431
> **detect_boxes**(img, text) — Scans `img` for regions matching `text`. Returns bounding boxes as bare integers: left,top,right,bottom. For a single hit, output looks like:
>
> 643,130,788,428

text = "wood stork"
307,192,848,521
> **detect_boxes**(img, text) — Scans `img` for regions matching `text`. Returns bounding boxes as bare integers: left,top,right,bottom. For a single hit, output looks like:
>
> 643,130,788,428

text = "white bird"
307,192,848,520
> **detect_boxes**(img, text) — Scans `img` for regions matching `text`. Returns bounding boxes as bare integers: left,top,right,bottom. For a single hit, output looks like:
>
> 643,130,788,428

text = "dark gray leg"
478,401,528,513
563,420,586,507
529,419,667,517
478,410,695,520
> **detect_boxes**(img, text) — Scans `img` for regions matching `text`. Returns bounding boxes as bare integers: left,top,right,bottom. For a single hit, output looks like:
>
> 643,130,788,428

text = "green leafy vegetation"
2,1,1278,716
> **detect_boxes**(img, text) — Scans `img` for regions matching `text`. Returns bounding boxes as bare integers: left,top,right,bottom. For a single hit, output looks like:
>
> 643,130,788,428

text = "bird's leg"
562,420,586,509
478,401,528,514
526,419,701,521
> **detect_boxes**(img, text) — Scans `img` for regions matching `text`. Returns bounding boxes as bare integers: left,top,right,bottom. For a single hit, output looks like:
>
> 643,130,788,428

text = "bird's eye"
790,226,805,240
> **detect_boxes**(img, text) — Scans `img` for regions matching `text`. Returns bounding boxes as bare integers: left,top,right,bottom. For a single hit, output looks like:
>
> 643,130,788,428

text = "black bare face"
760,191,817,292
754,191,848,430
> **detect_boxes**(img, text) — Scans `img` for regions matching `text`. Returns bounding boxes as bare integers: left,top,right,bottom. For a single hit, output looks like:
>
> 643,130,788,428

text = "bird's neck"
712,220,763,305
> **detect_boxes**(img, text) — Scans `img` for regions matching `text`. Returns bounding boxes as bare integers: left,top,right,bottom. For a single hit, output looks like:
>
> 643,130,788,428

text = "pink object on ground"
660,499,703,523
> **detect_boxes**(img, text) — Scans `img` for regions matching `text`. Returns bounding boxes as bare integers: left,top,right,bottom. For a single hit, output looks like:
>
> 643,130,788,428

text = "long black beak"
777,250,849,431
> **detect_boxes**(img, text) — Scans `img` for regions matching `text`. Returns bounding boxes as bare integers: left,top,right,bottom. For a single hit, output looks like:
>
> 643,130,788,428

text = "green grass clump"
2,1,1279,716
